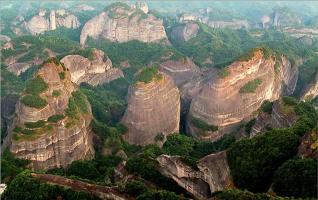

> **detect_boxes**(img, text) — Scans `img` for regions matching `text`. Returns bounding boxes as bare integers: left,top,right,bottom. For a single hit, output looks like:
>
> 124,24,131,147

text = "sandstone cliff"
250,99,297,137
80,3,167,45
159,57,201,87
170,23,199,44
187,49,298,141
26,8,80,35
122,72,180,145
157,151,231,199
9,59,94,170
61,49,123,86
300,71,318,101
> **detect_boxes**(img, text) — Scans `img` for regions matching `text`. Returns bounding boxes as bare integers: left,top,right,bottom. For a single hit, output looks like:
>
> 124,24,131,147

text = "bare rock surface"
187,50,299,141
9,61,94,170
61,49,123,86
122,72,180,145
80,3,167,45
250,99,297,137
157,151,231,199
26,8,80,35
170,22,199,43
159,57,201,87
300,71,318,101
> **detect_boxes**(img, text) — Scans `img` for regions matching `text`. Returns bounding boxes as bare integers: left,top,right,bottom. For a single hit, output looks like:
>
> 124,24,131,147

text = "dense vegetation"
239,78,262,93
21,94,48,108
227,100,317,193
191,117,218,132
135,66,162,83
2,171,101,200
272,158,317,198
212,189,295,200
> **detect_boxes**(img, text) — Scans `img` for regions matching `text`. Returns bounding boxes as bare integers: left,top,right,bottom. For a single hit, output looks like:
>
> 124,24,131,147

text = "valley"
0,1,317,200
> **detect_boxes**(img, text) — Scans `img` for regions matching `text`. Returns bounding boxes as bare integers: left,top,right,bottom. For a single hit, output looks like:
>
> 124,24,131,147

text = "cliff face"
157,151,231,199
300,71,318,101
61,49,123,86
159,57,201,87
26,9,80,35
250,99,297,137
170,23,199,43
187,50,298,141
122,72,180,145
80,3,167,45
10,60,94,170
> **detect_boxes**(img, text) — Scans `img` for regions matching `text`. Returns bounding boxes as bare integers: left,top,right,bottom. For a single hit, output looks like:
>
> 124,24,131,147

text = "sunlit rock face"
157,151,231,199
170,22,199,43
61,49,123,86
187,50,299,141
80,3,167,45
122,73,180,146
10,61,94,170
300,71,318,101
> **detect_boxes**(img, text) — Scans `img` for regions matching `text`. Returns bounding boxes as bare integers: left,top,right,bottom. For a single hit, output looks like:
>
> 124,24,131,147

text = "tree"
272,158,317,198
227,129,299,192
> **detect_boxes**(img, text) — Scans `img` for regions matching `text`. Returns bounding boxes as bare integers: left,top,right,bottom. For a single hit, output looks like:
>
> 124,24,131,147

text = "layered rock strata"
61,49,123,86
188,50,298,141
10,60,94,170
157,151,231,199
122,72,180,145
80,3,167,45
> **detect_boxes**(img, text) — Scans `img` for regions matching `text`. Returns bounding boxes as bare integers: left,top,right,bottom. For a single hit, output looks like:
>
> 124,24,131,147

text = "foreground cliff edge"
9,58,94,170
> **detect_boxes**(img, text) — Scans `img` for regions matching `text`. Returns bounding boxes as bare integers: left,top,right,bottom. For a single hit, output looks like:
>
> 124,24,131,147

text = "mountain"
9,58,94,170
80,2,167,45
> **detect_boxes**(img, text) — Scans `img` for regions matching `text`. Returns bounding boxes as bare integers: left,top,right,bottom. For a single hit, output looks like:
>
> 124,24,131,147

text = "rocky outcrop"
159,57,201,87
61,49,123,86
187,50,299,141
80,3,167,45
122,72,180,145
250,99,297,137
9,60,94,170
157,151,231,199
26,8,80,35
300,71,318,101
171,23,199,43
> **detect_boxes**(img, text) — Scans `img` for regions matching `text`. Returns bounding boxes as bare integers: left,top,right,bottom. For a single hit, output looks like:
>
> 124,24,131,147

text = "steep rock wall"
80,3,167,45
10,61,94,170
122,72,180,145
187,50,298,141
